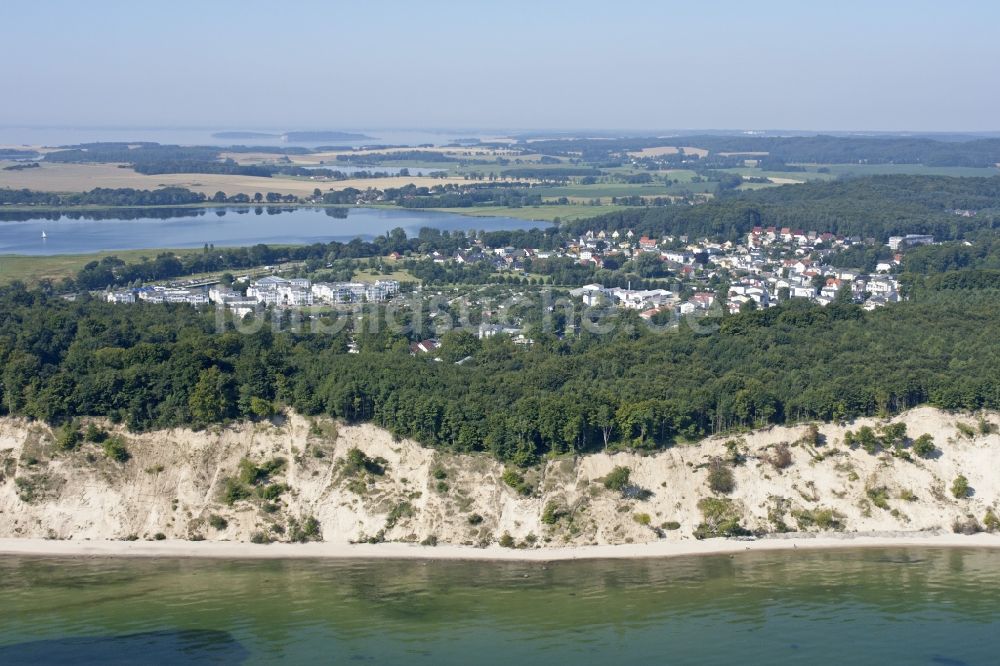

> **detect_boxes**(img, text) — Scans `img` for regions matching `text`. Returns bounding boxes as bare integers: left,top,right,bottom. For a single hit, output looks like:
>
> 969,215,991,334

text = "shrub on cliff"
912,434,936,458
694,498,747,539
603,466,631,492
707,459,735,494
102,436,130,463
951,475,970,499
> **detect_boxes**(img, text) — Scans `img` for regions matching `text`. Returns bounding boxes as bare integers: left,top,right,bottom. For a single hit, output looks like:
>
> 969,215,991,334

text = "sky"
3,0,999,132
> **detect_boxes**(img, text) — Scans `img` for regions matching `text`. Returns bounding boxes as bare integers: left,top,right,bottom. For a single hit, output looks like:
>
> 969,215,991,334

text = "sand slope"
0,408,997,550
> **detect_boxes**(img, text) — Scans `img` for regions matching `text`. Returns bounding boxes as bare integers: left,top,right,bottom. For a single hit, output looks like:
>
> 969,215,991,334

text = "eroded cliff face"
0,408,997,547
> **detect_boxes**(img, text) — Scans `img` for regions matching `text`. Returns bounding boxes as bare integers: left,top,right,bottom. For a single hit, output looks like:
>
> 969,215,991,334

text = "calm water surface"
0,548,998,665
0,207,547,255
0,127,487,149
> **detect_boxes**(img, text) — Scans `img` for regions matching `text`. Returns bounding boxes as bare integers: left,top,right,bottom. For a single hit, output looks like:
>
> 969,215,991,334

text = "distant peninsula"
211,131,280,139
281,131,374,142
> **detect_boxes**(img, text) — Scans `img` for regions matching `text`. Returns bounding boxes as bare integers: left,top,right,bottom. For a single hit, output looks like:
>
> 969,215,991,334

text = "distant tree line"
2,162,40,171
43,142,308,164
0,187,207,206
520,135,1000,167
501,167,604,180
0,148,39,160
132,160,274,177
567,176,1000,242
336,151,458,164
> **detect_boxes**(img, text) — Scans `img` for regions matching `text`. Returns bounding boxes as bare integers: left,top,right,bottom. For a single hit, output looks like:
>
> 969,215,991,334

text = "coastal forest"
1,286,998,465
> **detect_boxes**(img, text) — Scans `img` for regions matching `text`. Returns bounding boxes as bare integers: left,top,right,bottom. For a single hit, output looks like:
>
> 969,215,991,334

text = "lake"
0,207,548,255
0,548,997,665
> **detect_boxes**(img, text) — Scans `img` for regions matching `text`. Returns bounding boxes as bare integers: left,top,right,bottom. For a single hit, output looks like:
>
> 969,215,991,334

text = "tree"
880,422,907,452
590,399,617,450
248,397,275,420
56,423,81,451
2,351,40,414
811,274,827,293
189,367,235,425
438,330,481,363
616,401,660,448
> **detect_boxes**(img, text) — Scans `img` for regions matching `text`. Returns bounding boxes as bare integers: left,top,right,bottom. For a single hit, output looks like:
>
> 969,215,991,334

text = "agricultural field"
718,167,824,183
0,161,471,197
626,145,710,158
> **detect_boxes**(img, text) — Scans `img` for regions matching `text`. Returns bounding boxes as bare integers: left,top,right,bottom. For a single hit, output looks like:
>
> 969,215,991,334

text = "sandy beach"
2,532,999,562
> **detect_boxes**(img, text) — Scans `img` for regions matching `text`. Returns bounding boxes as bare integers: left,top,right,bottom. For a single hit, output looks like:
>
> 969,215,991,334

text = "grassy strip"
429,204,634,222
0,249,188,286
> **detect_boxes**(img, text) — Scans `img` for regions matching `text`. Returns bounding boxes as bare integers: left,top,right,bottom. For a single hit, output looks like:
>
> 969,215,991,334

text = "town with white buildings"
107,276,400,315
105,222,918,327
438,224,914,317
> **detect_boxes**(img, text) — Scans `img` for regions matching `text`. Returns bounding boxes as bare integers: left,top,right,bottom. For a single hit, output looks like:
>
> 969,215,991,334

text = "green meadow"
429,204,632,222
0,249,191,286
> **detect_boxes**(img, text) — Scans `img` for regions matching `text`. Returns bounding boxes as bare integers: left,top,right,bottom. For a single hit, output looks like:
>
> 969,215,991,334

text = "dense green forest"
897,236,1000,295
903,236,1000,273
568,176,1000,241
1,285,999,464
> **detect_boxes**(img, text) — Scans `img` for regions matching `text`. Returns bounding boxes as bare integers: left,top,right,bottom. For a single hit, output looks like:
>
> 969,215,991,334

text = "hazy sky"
3,0,999,132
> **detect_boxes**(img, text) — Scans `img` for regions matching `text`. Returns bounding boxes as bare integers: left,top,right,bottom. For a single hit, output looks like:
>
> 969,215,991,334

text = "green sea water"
0,548,998,665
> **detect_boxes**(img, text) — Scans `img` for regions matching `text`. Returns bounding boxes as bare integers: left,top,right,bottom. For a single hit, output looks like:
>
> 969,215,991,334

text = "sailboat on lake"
41,231,47,239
